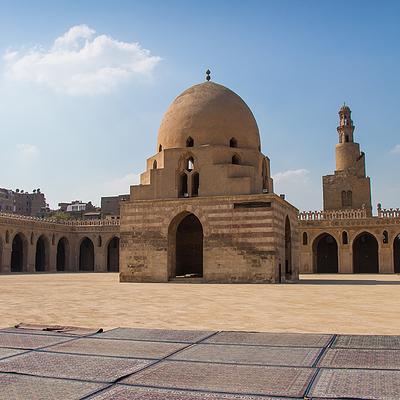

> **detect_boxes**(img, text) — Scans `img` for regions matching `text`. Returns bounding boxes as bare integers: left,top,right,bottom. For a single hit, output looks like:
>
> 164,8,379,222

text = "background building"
0,188,47,217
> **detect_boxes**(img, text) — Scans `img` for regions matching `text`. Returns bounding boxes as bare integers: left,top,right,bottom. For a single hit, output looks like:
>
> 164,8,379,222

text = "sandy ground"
0,273,399,335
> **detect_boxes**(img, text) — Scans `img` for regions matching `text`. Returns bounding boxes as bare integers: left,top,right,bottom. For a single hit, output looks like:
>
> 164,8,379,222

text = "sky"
0,0,399,212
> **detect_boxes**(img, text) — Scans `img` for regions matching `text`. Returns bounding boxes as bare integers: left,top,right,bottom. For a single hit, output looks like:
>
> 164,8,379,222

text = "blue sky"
0,0,399,211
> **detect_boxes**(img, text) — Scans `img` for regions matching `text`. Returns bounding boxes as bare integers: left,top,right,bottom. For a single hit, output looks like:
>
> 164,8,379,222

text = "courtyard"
0,273,399,334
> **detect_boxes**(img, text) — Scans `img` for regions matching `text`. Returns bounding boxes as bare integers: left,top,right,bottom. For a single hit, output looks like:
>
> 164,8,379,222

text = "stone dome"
157,81,261,151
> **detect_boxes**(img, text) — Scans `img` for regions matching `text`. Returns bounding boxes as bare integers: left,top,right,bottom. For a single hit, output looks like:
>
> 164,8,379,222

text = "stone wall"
0,214,120,273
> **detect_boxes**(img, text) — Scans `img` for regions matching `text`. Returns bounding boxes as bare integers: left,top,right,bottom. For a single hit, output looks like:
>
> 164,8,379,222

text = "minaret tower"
322,105,372,216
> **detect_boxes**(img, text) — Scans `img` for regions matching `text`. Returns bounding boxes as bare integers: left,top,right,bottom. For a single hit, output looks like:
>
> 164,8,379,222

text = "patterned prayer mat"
96,328,215,343
0,373,105,400
204,332,333,348
308,368,400,399
170,344,322,367
122,360,315,397
0,332,72,349
0,351,151,382
318,348,400,370
49,337,187,359
0,348,25,360
90,385,301,399
333,335,400,349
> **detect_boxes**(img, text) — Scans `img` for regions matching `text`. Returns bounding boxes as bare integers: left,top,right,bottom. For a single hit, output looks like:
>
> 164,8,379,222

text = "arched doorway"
11,234,25,272
57,238,69,271
313,234,338,273
284,217,292,275
169,213,203,278
107,237,120,272
394,234,400,273
79,238,94,271
353,232,379,273
35,235,48,272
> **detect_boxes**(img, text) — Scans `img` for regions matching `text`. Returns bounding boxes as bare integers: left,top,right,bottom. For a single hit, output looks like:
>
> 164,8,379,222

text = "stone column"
339,244,352,273
379,245,393,273
26,244,35,273
1,246,11,273
48,243,57,272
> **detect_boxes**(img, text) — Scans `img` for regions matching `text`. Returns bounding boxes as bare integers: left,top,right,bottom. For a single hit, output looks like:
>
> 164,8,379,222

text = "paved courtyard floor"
0,273,400,334
1,326,400,399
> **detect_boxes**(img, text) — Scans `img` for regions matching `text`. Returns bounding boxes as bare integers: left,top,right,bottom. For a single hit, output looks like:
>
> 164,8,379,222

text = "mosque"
0,73,399,280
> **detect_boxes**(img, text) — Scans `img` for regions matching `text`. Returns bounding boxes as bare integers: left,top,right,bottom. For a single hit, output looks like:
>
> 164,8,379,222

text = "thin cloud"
16,143,39,161
273,168,310,183
390,144,400,155
3,24,162,95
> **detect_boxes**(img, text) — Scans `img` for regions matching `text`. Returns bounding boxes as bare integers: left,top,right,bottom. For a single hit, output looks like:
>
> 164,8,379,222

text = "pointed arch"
302,232,308,246
57,237,69,272
284,216,292,275
35,235,50,272
107,237,120,272
168,212,203,279
313,233,338,273
152,160,157,169
79,237,94,271
394,234,400,274
353,232,379,273
11,233,27,272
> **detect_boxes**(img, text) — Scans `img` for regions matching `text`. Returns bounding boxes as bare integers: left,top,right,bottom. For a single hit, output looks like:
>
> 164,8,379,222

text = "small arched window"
345,135,349,142
186,157,194,171
153,160,157,169
98,236,102,247
341,191,347,207
232,154,240,165
229,138,237,148
347,191,352,207
5,231,9,244
342,231,348,245
302,232,308,245
192,172,199,197
158,144,162,152
186,137,194,147
383,230,389,244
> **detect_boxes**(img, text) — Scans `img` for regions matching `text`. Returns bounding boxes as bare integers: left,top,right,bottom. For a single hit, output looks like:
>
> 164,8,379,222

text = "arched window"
341,191,347,207
302,232,308,245
383,230,389,244
186,157,194,171
186,137,194,147
342,231,348,245
192,172,199,197
347,191,352,207
179,174,188,197
153,160,157,169
229,138,237,148
232,154,240,165
345,135,349,142
159,144,162,152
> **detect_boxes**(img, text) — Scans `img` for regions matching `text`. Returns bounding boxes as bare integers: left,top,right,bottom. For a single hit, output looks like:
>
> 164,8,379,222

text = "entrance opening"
170,213,203,278
284,217,292,275
394,234,400,273
353,232,379,273
314,233,338,273
107,237,120,272
57,238,68,271
79,238,94,271
35,235,48,272
179,173,188,197
11,234,25,272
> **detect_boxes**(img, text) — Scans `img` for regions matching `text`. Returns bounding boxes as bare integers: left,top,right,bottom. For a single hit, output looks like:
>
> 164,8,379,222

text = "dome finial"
205,69,211,81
